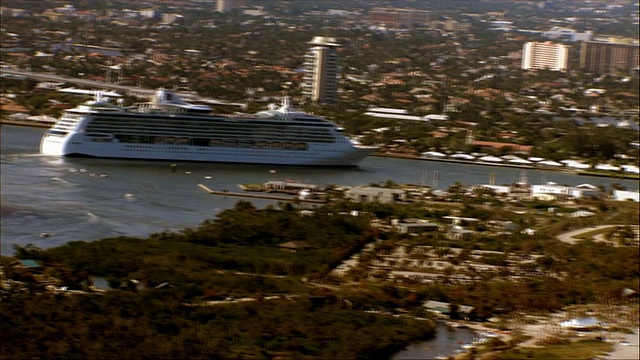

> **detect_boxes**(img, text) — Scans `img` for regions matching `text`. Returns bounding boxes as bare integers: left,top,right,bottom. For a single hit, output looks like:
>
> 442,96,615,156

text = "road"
0,68,246,108
557,225,639,245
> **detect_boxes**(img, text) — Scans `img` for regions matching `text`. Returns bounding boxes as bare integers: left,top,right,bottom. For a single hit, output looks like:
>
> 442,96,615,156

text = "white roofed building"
364,107,424,121
621,165,640,174
474,184,511,195
560,160,591,170
522,41,570,72
613,190,640,202
420,151,447,158
531,183,602,200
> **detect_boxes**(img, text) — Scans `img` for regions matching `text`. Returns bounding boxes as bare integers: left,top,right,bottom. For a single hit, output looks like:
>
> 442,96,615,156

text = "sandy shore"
605,328,639,360
449,320,639,360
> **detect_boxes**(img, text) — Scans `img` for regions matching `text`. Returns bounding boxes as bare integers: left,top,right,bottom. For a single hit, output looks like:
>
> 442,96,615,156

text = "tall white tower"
522,41,570,72
216,0,234,13
303,36,342,104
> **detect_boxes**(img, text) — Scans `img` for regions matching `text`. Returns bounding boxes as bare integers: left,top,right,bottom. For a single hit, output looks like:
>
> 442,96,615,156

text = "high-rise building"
216,0,234,13
303,36,341,104
580,40,639,75
521,41,570,72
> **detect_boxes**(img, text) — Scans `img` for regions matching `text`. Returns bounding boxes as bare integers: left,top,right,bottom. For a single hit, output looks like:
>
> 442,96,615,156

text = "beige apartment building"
580,40,639,75
521,41,570,72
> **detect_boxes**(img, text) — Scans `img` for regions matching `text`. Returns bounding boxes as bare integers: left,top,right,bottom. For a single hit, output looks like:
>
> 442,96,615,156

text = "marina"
382,152,640,180
197,183,328,204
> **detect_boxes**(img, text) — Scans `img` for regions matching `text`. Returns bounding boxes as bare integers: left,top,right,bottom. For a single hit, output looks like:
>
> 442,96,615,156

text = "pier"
197,183,327,204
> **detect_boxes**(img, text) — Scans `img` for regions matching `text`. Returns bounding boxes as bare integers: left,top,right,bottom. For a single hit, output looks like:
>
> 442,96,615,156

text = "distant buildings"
303,36,341,104
521,41,570,72
344,187,406,203
440,19,472,32
368,7,432,27
580,40,640,75
216,0,234,13
542,27,593,42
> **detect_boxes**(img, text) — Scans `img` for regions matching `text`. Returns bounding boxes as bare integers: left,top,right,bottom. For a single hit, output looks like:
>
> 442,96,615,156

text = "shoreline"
372,152,639,181
2,121,637,181
0,119,54,128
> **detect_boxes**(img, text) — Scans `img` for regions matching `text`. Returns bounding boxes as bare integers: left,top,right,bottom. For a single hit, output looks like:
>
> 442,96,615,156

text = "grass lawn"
491,339,613,360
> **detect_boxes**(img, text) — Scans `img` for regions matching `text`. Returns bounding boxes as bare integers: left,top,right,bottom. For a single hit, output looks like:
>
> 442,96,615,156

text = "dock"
197,183,327,204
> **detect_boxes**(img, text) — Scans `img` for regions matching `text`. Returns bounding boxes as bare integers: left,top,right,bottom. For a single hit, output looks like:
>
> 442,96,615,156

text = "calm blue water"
2,125,637,255
393,323,477,360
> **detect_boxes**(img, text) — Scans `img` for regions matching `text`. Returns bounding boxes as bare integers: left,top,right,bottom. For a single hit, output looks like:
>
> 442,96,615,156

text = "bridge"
0,68,247,109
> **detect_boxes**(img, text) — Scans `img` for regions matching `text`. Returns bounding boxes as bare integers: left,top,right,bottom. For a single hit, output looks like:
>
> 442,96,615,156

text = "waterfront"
393,323,476,360
2,125,638,255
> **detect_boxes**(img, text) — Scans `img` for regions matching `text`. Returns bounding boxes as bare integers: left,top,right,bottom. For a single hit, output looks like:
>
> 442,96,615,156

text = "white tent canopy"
501,155,521,160
421,151,447,158
538,160,562,167
478,155,504,163
450,153,476,160
559,317,602,330
561,160,590,169
508,158,533,164
595,164,620,171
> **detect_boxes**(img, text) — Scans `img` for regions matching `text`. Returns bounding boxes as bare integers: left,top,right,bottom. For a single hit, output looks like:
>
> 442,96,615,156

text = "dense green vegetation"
3,198,638,358
2,201,434,359
1,291,434,359
14,201,374,291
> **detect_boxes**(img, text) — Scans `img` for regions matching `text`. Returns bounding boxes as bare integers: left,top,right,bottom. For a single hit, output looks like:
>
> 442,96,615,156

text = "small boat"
39,232,50,238
434,354,448,360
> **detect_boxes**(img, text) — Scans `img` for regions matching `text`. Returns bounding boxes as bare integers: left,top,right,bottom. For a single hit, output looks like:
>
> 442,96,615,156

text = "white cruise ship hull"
41,129,375,166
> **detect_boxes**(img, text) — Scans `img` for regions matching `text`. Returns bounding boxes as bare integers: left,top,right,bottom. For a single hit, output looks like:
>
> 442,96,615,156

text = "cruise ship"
40,89,376,166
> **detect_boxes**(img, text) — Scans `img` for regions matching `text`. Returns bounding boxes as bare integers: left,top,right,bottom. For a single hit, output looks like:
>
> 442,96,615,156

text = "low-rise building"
531,183,602,200
345,187,406,203
423,300,476,320
278,241,311,252
394,222,439,234
613,189,640,202
447,227,476,240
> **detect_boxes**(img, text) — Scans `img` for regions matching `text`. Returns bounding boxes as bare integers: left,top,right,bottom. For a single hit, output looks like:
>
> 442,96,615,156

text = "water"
393,323,477,360
2,125,637,255
89,276,110,291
